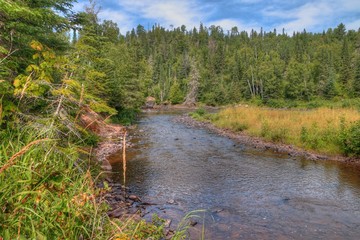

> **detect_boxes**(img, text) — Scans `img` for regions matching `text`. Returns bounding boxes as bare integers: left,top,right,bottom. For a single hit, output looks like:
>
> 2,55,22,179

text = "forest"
2,1,360,123
1,0,360,239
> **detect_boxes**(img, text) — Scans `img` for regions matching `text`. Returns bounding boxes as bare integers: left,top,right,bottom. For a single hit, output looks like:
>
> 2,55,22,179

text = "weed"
229,122,248,132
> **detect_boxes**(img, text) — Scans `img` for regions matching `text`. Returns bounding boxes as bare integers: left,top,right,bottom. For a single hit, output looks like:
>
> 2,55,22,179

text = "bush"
340,120,360,156
270,127,289,143
112,108,140,126
194,107,206,116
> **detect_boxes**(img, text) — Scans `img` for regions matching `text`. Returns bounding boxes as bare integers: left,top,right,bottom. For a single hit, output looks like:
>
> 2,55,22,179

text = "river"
108,111,360,239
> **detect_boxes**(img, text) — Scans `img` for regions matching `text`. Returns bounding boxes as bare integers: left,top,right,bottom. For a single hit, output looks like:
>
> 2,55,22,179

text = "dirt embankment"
174,114,360,166
79,107,125,171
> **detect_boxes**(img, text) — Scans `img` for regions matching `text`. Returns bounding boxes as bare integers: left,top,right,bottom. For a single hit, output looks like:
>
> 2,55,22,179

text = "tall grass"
0,127,111,239
211,106,360,155
0,126,193,239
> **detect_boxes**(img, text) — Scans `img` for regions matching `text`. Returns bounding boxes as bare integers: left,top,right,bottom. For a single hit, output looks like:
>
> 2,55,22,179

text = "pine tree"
352,56,360,97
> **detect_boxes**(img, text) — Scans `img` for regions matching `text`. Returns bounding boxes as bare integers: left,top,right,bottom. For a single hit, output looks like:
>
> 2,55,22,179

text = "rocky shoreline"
174,114,360,166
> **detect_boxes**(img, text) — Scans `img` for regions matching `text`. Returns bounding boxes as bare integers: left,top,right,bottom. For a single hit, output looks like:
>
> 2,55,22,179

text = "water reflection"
108,112,360,239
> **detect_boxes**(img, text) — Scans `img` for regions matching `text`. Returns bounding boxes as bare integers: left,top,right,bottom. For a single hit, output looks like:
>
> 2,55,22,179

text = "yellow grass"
213,106,360,155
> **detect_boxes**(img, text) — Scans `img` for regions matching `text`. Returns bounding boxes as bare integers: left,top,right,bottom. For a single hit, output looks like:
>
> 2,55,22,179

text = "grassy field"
192,106,360,156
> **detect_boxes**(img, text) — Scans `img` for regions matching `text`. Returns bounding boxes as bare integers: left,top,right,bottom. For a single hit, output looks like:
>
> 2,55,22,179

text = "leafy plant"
340,120,360,156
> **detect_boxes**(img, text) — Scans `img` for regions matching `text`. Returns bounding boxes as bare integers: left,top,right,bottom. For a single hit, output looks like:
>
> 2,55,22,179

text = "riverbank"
174,114,360,166
85,110,180,239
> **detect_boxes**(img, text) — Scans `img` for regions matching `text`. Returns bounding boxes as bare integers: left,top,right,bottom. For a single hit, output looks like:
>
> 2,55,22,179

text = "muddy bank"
174,114,360,166
82,109,176,237
77,106,128,171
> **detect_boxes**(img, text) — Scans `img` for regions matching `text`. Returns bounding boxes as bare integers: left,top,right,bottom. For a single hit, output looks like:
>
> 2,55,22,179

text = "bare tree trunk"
183,58,200,107
246,78,253,97
250,66,256,97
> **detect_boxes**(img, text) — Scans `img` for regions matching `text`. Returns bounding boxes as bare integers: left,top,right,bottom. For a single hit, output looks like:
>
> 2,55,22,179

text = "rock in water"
128,194,140,201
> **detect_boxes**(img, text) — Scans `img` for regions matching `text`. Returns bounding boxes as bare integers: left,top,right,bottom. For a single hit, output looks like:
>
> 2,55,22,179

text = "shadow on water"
107,111,360,239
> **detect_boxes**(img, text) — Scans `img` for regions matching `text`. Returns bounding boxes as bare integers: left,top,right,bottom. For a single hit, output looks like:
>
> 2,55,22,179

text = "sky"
73,0,360,35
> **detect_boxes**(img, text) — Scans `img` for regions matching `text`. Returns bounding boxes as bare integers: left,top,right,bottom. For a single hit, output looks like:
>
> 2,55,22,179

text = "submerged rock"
128,194,141,201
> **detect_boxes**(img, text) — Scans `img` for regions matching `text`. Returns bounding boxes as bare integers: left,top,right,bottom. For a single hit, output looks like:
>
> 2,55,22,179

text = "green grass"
191,105,360,156
0,127,111,239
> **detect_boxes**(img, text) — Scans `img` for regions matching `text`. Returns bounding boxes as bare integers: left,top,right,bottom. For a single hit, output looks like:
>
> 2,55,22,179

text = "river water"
108,112,360,239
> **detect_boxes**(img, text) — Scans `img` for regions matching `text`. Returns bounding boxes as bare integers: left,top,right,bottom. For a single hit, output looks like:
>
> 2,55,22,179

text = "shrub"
195,107,206,116
270,127,288,143
190,108,208,120
340,120,360,156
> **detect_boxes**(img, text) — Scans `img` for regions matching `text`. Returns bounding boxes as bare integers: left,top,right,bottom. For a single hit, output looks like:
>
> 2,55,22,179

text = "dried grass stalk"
0,138,50,174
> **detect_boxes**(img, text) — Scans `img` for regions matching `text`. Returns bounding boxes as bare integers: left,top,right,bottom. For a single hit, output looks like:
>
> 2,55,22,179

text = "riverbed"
108,111,360,239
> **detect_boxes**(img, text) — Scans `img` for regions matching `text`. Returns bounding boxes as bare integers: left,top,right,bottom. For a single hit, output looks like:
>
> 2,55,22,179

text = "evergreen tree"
352,56,360,97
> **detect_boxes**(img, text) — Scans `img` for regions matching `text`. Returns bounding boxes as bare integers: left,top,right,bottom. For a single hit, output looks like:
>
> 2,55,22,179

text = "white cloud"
74,0,360,34
115,0,206,29
263,0,360,33
98,9,134,34
264,2,333,33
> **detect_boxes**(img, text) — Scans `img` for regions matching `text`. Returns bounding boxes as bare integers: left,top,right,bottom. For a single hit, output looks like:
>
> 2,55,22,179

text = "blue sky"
73,0,360,35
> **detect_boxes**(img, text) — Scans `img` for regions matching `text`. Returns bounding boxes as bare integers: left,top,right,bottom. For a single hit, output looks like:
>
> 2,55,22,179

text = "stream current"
108,112,360,239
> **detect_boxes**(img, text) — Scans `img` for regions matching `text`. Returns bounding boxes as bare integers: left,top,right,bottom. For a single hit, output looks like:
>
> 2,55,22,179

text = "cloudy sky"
73,0,360,34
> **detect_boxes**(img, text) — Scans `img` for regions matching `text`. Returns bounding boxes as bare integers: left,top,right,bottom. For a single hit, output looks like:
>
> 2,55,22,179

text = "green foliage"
194,107,207,116
300,126,322,149
172,210,206,240
0,128,109,239
340,120,360,156
169,81,185,104
110,214,166,240
112,108,140,126
83,131,100,146
260,123,288,143
270,128,289,143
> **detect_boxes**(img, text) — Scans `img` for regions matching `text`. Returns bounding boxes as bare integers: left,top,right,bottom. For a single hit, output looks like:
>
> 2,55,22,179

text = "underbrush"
0,126,195,239
189,108,219,122
192,106,360,156
112,108,140,126
0,128,111,239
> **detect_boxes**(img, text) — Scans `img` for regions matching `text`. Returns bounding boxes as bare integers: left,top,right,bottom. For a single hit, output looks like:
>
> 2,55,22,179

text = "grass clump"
0,125,196,239
0,128,111,239
189,107,207,120
206,106,360,155
110,214,166,240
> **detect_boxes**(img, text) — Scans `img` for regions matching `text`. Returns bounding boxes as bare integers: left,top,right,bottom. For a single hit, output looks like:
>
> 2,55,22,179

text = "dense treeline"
115,23,360,106
2,1,360,125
